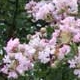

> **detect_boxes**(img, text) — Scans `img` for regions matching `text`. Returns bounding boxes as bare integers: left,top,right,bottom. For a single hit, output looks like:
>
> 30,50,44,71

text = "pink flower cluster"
0,32,71,78
68,47,80,78
0,0,80,79
25,0,78,22
1,38,35,79
59,17,80,43
25,0,80,78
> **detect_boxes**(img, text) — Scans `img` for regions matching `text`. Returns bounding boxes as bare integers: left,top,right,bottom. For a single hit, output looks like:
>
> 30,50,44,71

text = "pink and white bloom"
58,45,71,60
73,33,80,43
4,38,20,53
52,0,78,14
68,50,80,78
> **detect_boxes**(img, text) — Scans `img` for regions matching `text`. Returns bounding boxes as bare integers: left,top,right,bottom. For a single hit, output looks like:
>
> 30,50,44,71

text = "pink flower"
4,38,20,53
49,37,57,45
16,61,33,75
61,45,71,54
52,30,60,37
8,71,18,79
0,65,8,74
73,33,80,43
68,59,76,68
58,45,70,60
49,30,60,45
25,0,36,12
52,0,78,14
40,39,48,47
76,19,80,27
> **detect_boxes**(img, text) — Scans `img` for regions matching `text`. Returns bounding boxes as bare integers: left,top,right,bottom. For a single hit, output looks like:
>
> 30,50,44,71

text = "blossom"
35,3,55,21
68,59,76,68
74,69,80,78
8,71,18,79
38,47,51,64
0,65,8,74
4,38,20,53
58,45,71,60
29,33,41,48
49,30,60,45
0,38,34,79
52,0,78,14
68,51,80,78
38,46,55,64
3,55,11,63
1,52,33,79
73,33,80,43
25,0,37,13
59,17,80,43
25,0,78,22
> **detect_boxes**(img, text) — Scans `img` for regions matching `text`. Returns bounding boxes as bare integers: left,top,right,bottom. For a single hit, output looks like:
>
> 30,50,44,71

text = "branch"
7,0,19,41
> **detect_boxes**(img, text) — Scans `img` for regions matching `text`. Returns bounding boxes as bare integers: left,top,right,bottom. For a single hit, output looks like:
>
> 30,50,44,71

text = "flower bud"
40,27,47,34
